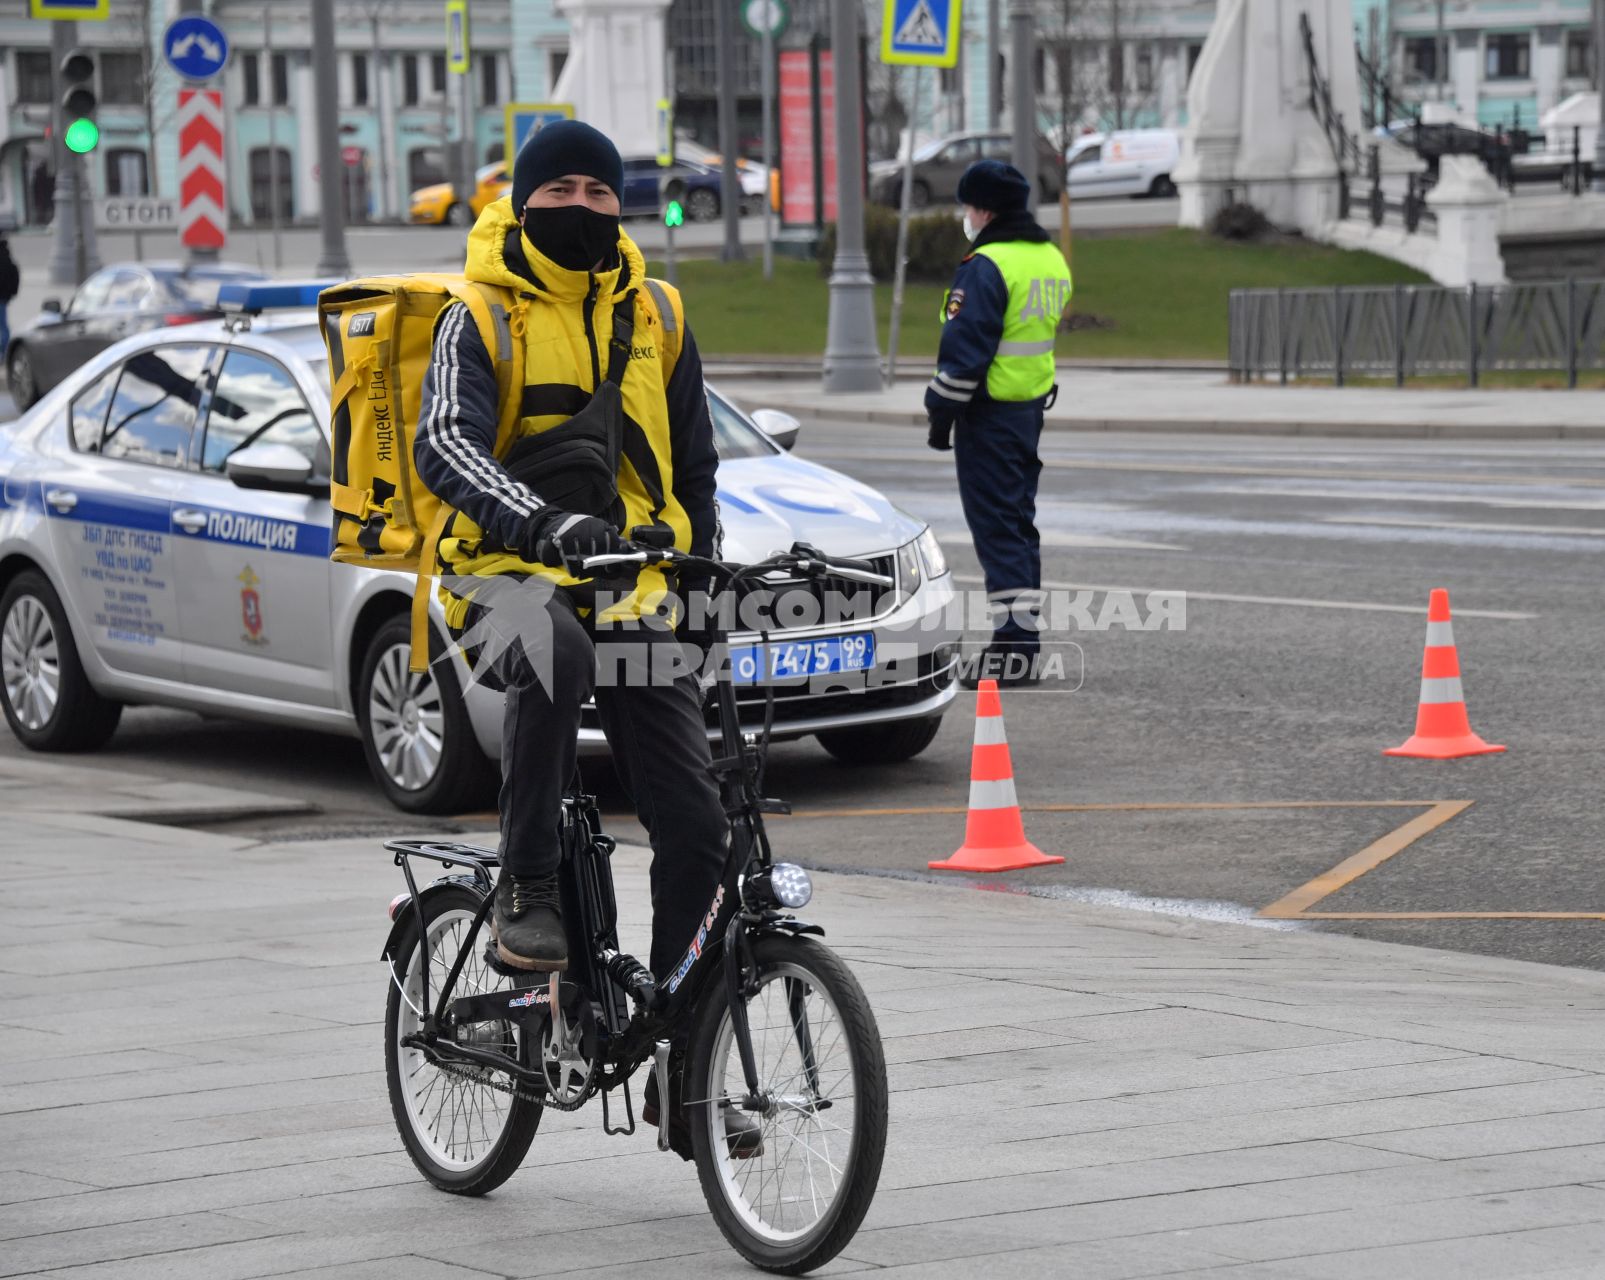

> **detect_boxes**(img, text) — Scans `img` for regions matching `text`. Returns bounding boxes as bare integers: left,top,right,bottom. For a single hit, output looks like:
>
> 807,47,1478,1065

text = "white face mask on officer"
962,213,978,241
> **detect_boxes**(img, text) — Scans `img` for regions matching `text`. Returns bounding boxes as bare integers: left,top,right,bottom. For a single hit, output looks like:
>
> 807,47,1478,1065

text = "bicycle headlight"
915,526,948,579
746,862,813,910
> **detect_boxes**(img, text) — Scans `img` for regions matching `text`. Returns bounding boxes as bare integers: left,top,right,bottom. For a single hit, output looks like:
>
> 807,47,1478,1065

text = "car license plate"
730,633,876,685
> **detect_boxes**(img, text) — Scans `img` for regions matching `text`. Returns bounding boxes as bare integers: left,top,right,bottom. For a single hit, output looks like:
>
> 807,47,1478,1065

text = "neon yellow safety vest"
969,241,1073,402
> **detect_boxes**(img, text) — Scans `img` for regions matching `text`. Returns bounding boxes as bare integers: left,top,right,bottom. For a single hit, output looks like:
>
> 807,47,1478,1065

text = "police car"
0,283,959,813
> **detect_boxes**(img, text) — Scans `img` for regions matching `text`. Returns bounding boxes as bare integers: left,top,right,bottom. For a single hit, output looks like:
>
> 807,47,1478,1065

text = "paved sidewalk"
5,761,1605,1278
717,371,1605,440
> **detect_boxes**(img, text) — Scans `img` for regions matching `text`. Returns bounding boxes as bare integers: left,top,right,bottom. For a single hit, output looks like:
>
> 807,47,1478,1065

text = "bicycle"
380,542,891,1274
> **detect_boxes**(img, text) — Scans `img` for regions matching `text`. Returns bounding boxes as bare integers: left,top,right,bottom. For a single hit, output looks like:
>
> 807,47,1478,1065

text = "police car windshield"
707,391,781,460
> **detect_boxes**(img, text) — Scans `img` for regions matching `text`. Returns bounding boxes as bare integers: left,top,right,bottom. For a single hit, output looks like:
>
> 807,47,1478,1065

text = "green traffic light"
64,118,99,154
664,200,684,229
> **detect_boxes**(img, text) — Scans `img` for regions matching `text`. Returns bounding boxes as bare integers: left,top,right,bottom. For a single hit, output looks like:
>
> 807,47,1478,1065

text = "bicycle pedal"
482,940,532,980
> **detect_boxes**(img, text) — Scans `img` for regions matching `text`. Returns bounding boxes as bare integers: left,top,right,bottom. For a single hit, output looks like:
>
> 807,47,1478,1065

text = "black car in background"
5,262,266,410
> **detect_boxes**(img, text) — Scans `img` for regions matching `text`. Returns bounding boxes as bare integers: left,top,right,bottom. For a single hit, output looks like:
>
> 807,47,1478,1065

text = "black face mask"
521,203,621,273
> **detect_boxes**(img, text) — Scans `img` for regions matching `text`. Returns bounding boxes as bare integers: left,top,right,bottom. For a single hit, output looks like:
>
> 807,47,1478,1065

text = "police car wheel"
0,570,122,753
7,345,39,412
357,615,492,815
816,716,941,767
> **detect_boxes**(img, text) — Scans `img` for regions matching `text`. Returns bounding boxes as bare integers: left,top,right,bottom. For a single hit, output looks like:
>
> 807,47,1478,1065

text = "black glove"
926,412,956,452
515,508,625,573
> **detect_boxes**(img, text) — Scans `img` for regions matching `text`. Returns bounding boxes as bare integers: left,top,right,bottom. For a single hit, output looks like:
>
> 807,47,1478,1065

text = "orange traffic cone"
930,680,1064,872
1385,589,1505,760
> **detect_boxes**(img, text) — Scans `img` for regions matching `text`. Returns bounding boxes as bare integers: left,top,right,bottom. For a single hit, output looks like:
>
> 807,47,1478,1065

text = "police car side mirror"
225,442,328,497
750,408,801,451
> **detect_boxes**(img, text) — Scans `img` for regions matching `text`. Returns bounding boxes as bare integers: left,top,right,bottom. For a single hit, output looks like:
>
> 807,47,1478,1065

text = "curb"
746,402,1605,439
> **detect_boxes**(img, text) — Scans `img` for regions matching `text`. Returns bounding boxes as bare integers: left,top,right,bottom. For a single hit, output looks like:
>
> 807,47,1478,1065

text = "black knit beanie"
511,120,625,212
955,159,1031,213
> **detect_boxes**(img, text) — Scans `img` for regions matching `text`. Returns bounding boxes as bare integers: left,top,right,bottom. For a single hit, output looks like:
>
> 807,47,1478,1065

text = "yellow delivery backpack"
318,275,525,670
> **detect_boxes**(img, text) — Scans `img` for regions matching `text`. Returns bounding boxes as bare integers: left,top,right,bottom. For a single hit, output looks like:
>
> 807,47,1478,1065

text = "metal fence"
1228,279,1605,387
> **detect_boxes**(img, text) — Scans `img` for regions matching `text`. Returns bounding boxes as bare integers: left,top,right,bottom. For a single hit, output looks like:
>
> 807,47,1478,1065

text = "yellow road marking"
1258,801,1472,918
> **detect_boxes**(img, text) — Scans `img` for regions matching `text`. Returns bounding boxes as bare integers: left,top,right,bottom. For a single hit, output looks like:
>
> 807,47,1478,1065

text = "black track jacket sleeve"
665,324,719,559
414,301,544,551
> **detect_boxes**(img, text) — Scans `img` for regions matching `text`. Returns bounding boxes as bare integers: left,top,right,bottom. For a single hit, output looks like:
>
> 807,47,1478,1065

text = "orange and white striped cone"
1384,588,1506,760
929,680,1065,872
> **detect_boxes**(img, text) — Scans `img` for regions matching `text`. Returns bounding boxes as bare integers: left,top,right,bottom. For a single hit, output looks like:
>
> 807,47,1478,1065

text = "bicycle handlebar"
579,544,894,589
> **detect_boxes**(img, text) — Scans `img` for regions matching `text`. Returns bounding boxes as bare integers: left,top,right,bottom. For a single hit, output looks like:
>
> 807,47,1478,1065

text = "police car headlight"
897,540,922,595
915,527,948,579
746,862,813,910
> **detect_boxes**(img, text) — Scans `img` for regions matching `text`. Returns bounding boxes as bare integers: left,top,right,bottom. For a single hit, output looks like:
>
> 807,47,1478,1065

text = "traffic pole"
48,20,101,287
822,0,881,393
178,0,219,265
1008,0,1036,199
311,0,352,277
1592,0,1605,194
761,7,776,281
716,0,744,262
884,64,922,388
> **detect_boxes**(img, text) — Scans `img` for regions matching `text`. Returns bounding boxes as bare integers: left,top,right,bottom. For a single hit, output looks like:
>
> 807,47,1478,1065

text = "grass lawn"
648,228,1430,363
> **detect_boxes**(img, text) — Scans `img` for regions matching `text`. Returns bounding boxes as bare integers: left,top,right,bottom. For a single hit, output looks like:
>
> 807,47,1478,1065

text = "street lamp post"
1593,0,1605,193
311,0,352,277
1008,0,1036,197
821,0,880,392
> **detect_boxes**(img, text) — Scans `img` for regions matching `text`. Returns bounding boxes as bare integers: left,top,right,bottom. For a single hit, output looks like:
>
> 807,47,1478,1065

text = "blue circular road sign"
163,15,230,83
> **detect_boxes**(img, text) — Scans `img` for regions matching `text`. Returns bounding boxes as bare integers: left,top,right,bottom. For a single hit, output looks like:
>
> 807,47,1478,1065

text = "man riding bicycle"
413,120,748,1152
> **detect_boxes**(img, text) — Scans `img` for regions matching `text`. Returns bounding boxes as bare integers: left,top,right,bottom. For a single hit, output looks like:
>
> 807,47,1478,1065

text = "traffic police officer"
925,160,1072,686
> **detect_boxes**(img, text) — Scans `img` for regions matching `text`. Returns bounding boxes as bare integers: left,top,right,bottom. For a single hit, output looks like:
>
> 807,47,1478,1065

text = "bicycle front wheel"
384,884,541,1195
687,934,888,1274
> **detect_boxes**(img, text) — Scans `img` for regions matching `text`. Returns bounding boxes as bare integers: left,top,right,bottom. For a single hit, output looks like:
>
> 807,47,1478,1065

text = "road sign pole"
176,0,220,264
884,64,922,388
822,0,881,392
987,0,1001,129
761,13,775,280
716,0,744,262
311,0,351,276
266,6,283,269
1592,0,1605,194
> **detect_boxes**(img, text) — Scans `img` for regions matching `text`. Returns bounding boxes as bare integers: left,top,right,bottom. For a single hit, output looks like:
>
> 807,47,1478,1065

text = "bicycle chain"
431,1040,599,1112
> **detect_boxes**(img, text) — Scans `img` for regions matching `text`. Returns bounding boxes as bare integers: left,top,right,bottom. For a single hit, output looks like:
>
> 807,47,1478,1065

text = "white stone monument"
1174,0,1362,232
550,0,671,158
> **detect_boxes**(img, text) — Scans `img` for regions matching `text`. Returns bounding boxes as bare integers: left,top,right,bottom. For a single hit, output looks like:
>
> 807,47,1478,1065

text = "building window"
1564,29,1594,80
352,52,369,106
402,54,420,106
105,148,148,196
101,51,143,105
1033,47,1047,95
1403,35,1438,84
242,52,260,106
409,147,446,190
1187,42,1203,83
1484,33,1530,81
480,52,498,105
1135,45,1153,93
249,147,293,222
431,53,447,94
549,48,568,88
16,50,52,104
271,52,290,105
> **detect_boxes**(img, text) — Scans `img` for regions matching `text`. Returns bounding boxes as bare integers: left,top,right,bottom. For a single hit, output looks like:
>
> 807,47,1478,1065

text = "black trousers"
495,590,729,978
954,397,1047,650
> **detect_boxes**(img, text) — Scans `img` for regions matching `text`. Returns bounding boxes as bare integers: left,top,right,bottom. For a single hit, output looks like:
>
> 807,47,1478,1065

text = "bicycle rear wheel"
384,884,541,1194
687,934,888,1273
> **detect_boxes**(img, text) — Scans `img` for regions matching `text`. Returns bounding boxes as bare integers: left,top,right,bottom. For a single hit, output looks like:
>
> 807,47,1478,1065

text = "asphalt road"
3,399,1601,972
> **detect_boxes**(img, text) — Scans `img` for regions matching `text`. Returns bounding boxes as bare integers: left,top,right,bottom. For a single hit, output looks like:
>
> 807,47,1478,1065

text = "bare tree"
113,0,170,196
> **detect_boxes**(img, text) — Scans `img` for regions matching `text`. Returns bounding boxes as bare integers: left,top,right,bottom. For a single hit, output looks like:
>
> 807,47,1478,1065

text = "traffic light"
664,199,685,229
60,49,99,155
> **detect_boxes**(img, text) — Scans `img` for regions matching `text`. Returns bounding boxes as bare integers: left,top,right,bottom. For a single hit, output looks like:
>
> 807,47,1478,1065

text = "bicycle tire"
384,884,542,1195
686,934,888,1273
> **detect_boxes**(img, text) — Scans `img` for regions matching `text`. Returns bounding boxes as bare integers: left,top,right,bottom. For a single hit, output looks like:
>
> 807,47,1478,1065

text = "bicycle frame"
383,545,890,1116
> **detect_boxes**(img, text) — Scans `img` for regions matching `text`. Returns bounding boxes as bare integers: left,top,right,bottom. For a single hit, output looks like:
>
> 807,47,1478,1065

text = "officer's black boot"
642,1053,764,1160
490,872,569,972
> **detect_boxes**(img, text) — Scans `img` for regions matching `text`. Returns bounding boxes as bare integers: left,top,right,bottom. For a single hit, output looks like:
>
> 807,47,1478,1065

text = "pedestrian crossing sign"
881,0,960,67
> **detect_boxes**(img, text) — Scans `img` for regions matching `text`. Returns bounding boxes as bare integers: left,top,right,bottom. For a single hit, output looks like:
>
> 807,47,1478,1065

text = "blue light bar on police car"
217,281,340,313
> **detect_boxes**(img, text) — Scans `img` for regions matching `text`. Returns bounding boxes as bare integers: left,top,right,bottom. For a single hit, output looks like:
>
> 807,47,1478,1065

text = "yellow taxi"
409,162,511,227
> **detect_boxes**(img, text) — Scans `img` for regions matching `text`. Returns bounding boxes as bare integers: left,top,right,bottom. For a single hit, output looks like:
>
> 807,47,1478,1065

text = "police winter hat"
956,159,1031,213
511,120,625,211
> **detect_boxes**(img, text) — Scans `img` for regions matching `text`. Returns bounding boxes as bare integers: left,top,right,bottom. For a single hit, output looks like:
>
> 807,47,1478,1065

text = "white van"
1063,129,1180,199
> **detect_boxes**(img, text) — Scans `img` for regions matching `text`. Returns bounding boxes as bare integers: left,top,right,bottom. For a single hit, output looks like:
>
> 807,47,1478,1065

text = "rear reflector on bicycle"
743,862,813,911
387,892,410,921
